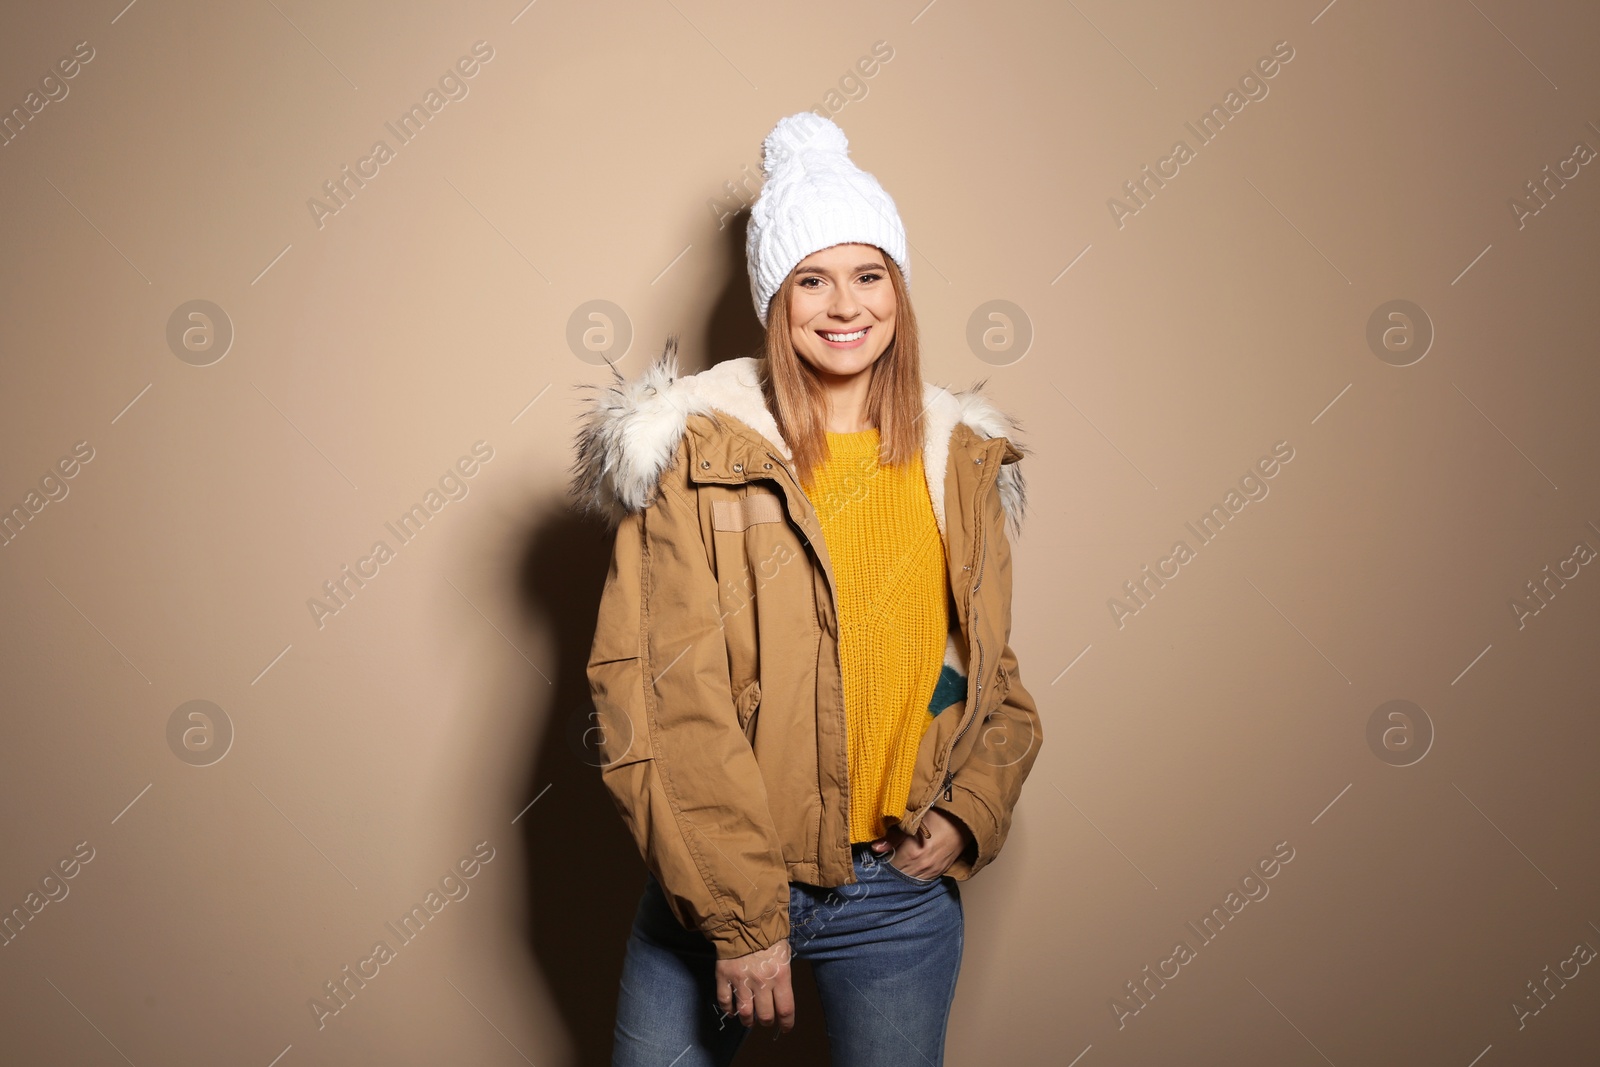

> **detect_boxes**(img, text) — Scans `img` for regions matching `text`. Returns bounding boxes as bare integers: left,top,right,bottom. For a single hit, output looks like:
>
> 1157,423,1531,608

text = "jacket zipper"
763,448,860,869
764,447,844,669
938,443,996,803
764,450,820,559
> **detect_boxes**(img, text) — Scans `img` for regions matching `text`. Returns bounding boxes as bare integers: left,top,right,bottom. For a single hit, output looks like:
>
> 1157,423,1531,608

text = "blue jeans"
612,841,965,1066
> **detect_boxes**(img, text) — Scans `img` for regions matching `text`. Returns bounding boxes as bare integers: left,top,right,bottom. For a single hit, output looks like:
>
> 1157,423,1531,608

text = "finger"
736,978,756,1027
753,983,778,1028
773,969,797,1033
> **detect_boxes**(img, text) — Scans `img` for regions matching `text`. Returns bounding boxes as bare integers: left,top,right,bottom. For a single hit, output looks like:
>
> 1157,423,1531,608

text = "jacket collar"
570,337,1028,540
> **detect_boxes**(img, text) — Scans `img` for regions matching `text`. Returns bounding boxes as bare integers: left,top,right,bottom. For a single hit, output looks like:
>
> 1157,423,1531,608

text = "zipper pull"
941,769,954,801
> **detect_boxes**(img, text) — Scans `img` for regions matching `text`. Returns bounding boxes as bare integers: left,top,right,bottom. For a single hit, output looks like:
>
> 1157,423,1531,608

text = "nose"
828,287,859,320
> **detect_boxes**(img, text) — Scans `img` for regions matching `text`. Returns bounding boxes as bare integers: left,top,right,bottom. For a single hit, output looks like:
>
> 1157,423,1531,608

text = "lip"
816,325,870,349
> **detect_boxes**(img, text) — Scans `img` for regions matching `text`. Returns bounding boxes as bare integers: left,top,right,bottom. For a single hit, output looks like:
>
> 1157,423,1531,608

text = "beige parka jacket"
570,339,1043,960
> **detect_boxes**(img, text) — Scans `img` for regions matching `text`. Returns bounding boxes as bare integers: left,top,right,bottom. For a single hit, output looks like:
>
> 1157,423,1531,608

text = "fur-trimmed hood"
569,337,1029,540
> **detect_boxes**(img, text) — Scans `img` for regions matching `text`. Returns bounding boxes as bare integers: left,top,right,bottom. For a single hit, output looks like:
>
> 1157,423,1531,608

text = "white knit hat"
745,112,911,328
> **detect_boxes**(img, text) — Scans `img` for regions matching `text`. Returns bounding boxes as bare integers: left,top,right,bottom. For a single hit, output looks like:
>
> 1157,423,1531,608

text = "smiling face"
784,242,898,384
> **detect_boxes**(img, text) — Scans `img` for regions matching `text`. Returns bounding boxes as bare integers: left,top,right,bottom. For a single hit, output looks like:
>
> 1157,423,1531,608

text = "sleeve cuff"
702,897,791,960
932,780,1001,879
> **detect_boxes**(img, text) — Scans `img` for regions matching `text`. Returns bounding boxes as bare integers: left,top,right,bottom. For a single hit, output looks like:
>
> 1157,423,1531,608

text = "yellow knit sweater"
801,427,949,843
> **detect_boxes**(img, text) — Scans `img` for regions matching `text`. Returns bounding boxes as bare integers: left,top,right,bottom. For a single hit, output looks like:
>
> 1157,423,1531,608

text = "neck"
815,364,875,433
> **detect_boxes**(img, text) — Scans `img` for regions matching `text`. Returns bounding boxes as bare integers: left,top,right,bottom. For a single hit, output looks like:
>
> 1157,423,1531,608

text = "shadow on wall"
509,214,830,1065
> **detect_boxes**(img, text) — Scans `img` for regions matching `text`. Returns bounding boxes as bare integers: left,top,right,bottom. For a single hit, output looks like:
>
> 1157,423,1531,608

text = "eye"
858,272,883,283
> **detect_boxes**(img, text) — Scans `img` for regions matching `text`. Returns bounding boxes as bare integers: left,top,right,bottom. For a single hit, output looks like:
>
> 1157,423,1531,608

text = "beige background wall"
2,1,1597,1064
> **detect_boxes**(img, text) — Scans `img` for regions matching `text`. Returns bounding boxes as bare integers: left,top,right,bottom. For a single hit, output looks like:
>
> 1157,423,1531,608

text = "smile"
818,327,869,344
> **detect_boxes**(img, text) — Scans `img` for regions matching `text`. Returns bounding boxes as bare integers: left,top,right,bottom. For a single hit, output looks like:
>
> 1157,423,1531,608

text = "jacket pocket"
734,678,762,744
588,655,654,770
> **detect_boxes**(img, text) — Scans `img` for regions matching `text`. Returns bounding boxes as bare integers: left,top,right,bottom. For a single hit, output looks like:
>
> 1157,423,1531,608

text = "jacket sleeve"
931,462,1043,880
586,439,791,960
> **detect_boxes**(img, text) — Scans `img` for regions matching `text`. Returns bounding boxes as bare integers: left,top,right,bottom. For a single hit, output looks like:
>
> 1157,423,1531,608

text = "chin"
795,332,893,376
808,349,882,377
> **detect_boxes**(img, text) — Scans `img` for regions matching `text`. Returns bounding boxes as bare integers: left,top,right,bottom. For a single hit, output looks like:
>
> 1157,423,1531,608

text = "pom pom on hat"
745,112,910,328
761,111,850,176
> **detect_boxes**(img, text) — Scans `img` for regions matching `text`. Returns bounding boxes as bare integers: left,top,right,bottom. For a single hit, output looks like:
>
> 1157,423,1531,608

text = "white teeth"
821,328,867,342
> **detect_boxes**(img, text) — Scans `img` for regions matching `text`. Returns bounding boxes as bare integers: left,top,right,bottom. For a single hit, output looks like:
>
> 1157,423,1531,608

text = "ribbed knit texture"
801,427,948,843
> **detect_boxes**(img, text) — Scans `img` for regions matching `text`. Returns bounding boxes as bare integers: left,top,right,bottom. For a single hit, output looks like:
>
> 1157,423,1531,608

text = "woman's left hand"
869,807,973,880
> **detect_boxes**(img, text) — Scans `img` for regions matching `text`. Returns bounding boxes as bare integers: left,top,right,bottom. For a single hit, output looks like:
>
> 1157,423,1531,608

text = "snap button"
733,462,743,472
764,462,773,469
975,456,984,464
700,460,710,469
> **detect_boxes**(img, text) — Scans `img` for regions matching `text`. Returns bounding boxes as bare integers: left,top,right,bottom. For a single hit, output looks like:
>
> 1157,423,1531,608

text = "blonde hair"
759,252,923,489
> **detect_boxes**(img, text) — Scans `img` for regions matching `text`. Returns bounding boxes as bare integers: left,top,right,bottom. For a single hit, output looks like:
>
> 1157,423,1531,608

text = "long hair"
759,252,923,489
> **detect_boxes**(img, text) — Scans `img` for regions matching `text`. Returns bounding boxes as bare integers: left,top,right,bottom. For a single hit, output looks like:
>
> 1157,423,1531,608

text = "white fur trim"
569,337,1028,540
942,628,970,676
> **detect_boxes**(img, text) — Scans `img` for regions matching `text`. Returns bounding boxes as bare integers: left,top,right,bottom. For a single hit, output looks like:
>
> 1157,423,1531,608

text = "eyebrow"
795,262,886,275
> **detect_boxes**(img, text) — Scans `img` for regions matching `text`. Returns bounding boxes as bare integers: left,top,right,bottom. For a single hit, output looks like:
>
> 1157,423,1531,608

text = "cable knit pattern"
801,427,948,843
745,112,911,327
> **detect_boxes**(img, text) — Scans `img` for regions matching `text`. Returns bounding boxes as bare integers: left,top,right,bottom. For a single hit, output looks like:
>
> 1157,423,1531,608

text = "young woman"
571,112,1042,1067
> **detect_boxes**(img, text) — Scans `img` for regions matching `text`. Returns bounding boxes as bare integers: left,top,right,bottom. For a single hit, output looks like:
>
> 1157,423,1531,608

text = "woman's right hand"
714,938,795,1033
